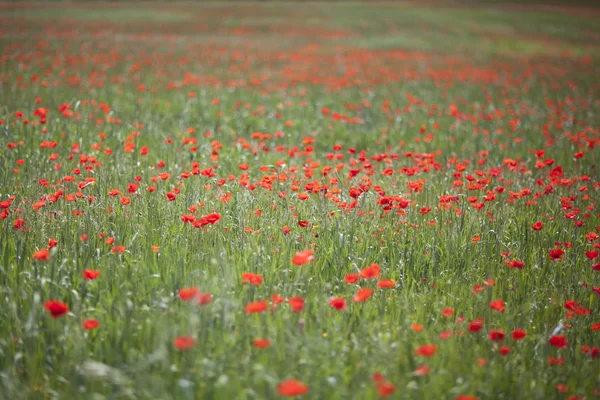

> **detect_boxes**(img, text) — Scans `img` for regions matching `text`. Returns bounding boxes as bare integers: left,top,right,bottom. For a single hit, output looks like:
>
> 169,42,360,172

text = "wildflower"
241,272,263,286
414,344,436,357
508,259,524,269
532,221,543,231
359,263,381,279
204,213,222,224
288,296,304,313
245,300,268,314
414,365,430,376
549,335,568,348
439,331,453,339
197,292,212,306
173,336,196,350
83,319,100,330
586,251,599,260
292,250,314,266
33,248,50,261
253,338,271,348
271,294,285,304
441,307,454,317
549,247,564,261
377,381,396,397
468,319,484,333
277,379,308,397
111,245,126,254
179,287,199,301
512,329,527,340
83,269,101,280
44,300,69,318
489,299,505,312
376,279,395,289
353,288,373,303
329,297,347,310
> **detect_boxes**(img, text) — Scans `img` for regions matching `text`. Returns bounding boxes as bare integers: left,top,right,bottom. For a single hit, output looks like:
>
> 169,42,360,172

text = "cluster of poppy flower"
14,90,600,398
2,3,599,399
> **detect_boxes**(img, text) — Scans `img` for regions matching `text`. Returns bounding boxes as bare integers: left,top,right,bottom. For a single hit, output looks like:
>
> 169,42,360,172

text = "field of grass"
1,2,599,399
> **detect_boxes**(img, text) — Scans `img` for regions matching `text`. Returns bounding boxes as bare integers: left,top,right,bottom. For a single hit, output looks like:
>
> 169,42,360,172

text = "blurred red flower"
44,300,68,318
277,379,308,397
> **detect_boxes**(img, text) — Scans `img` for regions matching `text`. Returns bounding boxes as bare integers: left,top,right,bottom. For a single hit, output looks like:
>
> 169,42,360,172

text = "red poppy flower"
344,273,359,284
173,336,196,350
508,259,524,269
33,248,50,261
564,300,577,311
586,250,599,260
549,247,564,261
111,245,126,254
548,356,565,365
439,331,453,340
277,379,308,397
414,344,436,357
488,330,505,342
288,296,304,313
499,346,511,356
245,300,268,314
442,307,454,317
253,338,271,348
377,381,396,397
241,272,263,286
353,288,373,303
83,319,100,330
489,299,505,312
532,221,543,231
359,263,381,279
377,279,395,289
179,287,199,302
48,238,58,249
83,269,101,280
271,294,285,304
549,335,568,348
197,292,212,306
420,207,431,215
292,250,314,266
329,297,347,310
204,213,222,224
44,300,69,318
555,384,568,393
414,365,430,376
512,329,527,340
586,232,599,241
468,319,484,333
